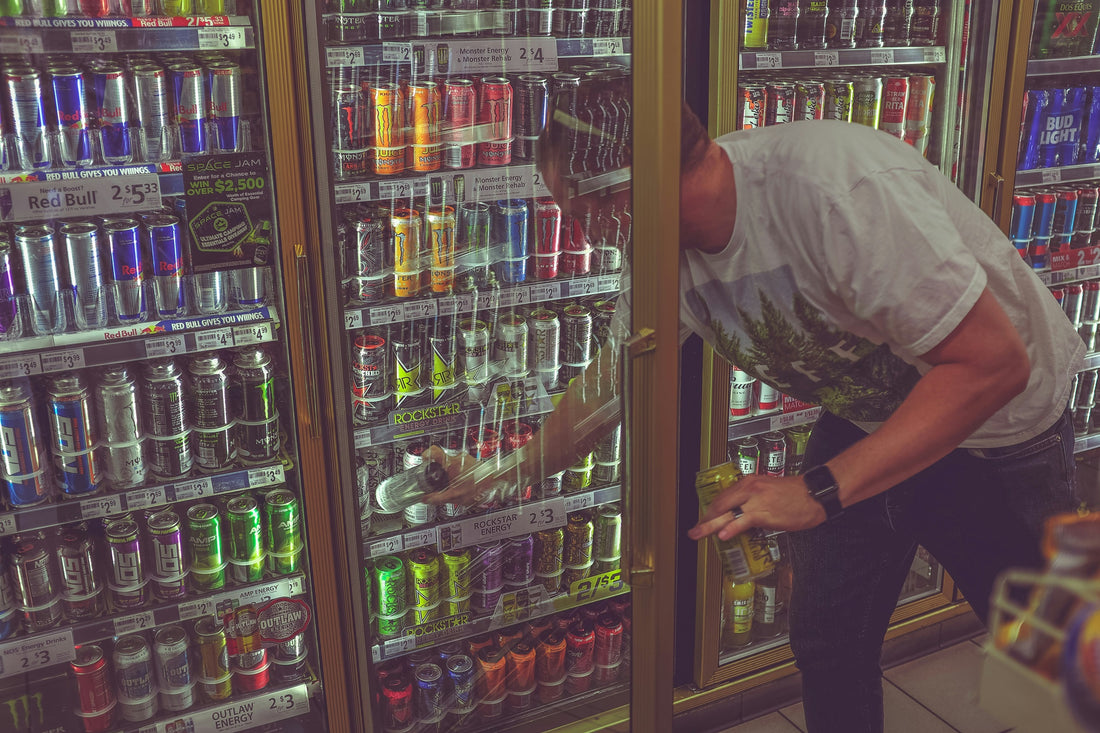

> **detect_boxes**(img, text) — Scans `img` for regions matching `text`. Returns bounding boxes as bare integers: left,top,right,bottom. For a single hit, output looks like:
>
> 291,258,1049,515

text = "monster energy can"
141,359,192,480
233,347,280,464
227,495,265,583
263,488,303,575
494,312,529,378
96,366,147,489
188,354,236,471
187,503,225,591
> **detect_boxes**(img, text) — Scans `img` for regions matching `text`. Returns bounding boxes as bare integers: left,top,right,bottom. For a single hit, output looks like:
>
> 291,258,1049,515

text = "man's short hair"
682,101,710,176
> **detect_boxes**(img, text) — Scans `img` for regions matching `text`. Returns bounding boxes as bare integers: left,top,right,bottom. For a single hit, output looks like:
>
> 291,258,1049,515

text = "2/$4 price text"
26,182,157,210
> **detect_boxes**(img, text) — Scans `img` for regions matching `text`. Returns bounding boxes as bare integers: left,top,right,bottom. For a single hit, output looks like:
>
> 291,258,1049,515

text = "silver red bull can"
5,66,50,169
91,63,133,165
131,63,171,162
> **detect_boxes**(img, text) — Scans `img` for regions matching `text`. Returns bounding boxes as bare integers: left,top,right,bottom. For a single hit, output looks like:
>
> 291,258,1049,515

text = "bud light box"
1030,0,1100,59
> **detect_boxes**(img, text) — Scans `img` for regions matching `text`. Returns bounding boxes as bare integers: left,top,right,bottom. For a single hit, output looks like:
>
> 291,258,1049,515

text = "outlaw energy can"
114,634,158,722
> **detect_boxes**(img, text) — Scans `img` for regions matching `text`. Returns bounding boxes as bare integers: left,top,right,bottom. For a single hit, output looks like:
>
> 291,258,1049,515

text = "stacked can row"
69,614,308,733
324,0,630,43
0,212,271,339
367,506,622,637
0,0,244,18
729,424,814,480
374,598,630,731
0,349,280,508
330,63,630,179
0,489,304,640
741,0,942,52
0,51,252,172
738,71,936,156
1070,368,1100,436
1051,279,1100,355
1009,185,1099,271
1018,82,1100,171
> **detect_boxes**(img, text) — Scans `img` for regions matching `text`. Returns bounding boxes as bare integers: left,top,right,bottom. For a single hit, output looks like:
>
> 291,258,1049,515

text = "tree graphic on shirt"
710,291,921,422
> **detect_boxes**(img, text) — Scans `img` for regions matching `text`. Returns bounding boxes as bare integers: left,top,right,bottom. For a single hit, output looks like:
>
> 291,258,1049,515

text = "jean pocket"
986,426,1077,529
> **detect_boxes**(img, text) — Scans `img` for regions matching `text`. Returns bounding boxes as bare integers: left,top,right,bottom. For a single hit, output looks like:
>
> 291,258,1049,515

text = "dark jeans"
788,409,1078,733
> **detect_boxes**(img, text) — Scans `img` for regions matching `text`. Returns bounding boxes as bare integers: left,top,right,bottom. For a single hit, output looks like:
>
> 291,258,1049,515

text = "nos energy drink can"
146,214,185,317
92,63,134,165
51,67,94,168
46,373,101,498
0,381,49,507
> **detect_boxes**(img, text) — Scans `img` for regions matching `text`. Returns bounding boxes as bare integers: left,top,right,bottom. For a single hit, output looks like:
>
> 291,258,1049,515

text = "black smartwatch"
804,464,844,520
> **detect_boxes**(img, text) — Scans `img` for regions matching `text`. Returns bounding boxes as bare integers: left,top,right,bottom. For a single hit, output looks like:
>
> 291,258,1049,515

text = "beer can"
46,373,101,497
1066,283,1085,327
1073,187,1099,248
794,81,825,121
352,332,392,421
903,74,935,156
187,503,225,591
195,616,233,701
729,367,756,418
154,624,194,712
738,83,767,130
188,354,235,471
428,205,457,292
264,489,303,575
55,523,102,620
227,495,265,583
879,76,909,139
234,347,280,464
392,208,422,298
764,83,795,126
760,431,787,478
1084,281,1100,323
757,380,780,411
147,510,188,601
458,318,490,386
114,634,158,721
60,221,107,329
443,78,477,169
72,645,116,725
735,436,760,475
96,366,147,490
742,0,770,49
823,79,853,122
785,424,813,475
0,381,49,507
851,76,883,128
564,512,594,566
15,224,61,335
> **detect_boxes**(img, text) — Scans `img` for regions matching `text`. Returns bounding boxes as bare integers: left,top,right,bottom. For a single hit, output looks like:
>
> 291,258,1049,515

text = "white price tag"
445,497,566,550
506,288,529,307
354,428,372,450
404,527,438,551
506,38,559,70
923,47,946,63
592,37,624,56
344,309,365,330
326,45,366,68
2,175,161,223
0,514,16,536
404,300,437,321
81,494,123,520
178,596,218,621
814,51,840,66
527,283,558,303
1042,168,1062,183
195,327,234,351
369,304,403,326
378,179,425,199
383,635,418,657
334,184,368,205
771,406,822,431
567,278,597,297
198,26,247,50
238,578,295,607
755,52,782,69
41,349,85,373
0,33,43,55
870,49,895,65
0,353,42,379
596,275,620,293
369,536,404,558
186,684,309,731
173,478,214,501
233,321,273,345
145,334,186,358
125,487,167,511
563,491,596,513
71,30,118,54
0,629,74,679
383,42,413,62
248,465,285,487
114,611,156,636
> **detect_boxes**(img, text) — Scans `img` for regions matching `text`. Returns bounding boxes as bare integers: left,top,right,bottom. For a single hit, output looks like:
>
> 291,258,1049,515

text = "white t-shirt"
678,120,1084,449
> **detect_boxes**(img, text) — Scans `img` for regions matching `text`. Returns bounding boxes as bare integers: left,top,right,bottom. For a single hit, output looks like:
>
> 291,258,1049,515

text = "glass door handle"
295,245,321,439
985,172,1005,226
622,328,657,588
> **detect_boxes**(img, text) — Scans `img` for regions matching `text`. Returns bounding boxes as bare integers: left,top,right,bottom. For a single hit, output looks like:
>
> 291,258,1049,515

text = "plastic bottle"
374,461,449,514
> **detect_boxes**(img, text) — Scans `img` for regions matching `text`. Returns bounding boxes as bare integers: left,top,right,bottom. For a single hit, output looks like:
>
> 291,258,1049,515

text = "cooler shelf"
727,406,822,442
738,45,945,70
118,679,319,733
0,18,252,55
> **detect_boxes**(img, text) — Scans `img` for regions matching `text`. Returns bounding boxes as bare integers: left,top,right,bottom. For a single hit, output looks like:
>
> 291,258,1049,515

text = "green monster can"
227,495,265,583
187,503,225,591
263,489,303,575
374,555,407,638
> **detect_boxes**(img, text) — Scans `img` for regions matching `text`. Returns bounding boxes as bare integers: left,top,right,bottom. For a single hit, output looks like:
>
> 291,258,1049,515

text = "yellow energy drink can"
695,461,776,582
392,208,421,298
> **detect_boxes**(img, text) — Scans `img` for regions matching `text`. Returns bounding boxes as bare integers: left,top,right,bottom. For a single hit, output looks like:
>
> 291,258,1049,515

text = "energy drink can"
233,347,280,464
494,199,528,283
5,66,50,169
195,616,232,701
0,238,15,335
381,674,414,729
12,532,62,631
392,325,425,409
331,85,368,180
529,308,561,391
91,63,133,165
371,82,405,176
428,205,456,292
494,313,529,378
593,505,622,561
147,509,188,601
502,534,534,586
514,73,550,160
458,201,491,283
227,495,265,583
51,67,93,167
206,60,242,152
0,381,49,507
71,645,115,728
408,80,442,146
1074,186,1099,247
105,218,146,323
564,512,594,566
1054,188,1080,252
532,197,562,279
351,216,386,302
154,624,194,712
458,318,490,385
55,523,103,620
352,332,392,421
560,304,593,385
1009,193,1036,258
106,517,150,611
146,214,186,317
188,354,235,471
96,366,146,489
264,488,303,575
187,503,225,591
428,319,458,403
443,78,477,169
392,208,422,298
409,547,441,606
60,222,107,329
132,63,171,162
15,224,61,335
46,373,101,497
374,554,406,619
478,77,513,166
114,634,158,721
142,359,192,479
169,62,207,154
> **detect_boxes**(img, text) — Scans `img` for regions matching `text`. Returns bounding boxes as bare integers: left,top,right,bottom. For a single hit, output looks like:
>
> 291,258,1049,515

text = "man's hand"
688,474,826,541
419,445,523,507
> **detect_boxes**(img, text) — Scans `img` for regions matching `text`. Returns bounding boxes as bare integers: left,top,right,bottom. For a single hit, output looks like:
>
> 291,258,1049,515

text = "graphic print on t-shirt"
685,265,922,423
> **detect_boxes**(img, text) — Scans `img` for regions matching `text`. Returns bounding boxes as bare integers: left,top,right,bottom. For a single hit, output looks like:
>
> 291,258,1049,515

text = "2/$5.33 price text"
25,181,159,210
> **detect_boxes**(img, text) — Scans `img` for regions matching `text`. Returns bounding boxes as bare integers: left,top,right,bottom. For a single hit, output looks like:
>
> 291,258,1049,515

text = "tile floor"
714,636,1015,733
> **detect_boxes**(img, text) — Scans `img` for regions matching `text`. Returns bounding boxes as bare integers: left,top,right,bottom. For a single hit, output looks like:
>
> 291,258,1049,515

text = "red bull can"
5,67,50,169
50,67,93,167
146,214,185,318
91,63,133,165
132,63,171,162
105,218,146,322
14,224,61,335
206,61,241,153
169,62,206,155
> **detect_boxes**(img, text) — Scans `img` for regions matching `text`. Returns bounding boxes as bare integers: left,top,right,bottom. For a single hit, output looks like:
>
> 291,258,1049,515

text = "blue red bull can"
146,214,185,317
106,218,146,322
92,63,133,165
46,373,101,497
1009,192,1035,260
1019,88,1049,170
5,66,51,169
206,61,241,153
1033,190,1058,239
0,381,49,508
1053,187,1079,251
493,199,529,283
50,68,93,168
169,62,206,155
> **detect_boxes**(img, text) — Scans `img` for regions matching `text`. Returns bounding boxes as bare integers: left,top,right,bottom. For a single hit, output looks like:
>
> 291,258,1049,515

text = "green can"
0,1,22,16
442,549,472,599
264,489,303,575
187,503,225,591
195,0,227,14
34,0,68,16
161,0,194,15
784,425,813,476
593,504,622,561
227,495,265,583
407,548,440,607
374,555,406,617
563,453,594,492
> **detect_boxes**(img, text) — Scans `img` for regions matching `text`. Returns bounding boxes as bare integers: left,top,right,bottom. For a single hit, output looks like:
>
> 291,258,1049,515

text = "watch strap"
804,464,844,520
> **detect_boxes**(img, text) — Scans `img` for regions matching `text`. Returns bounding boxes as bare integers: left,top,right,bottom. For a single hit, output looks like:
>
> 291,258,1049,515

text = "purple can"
105,219,145,322
1019,88,1049,171
169,62,206,155
105,518,149,611
146,214,185,318
474,540,504,591
502,534,534,585
50,68,94,168
146,510,187,601
92,63,133,165
493,199,528,283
